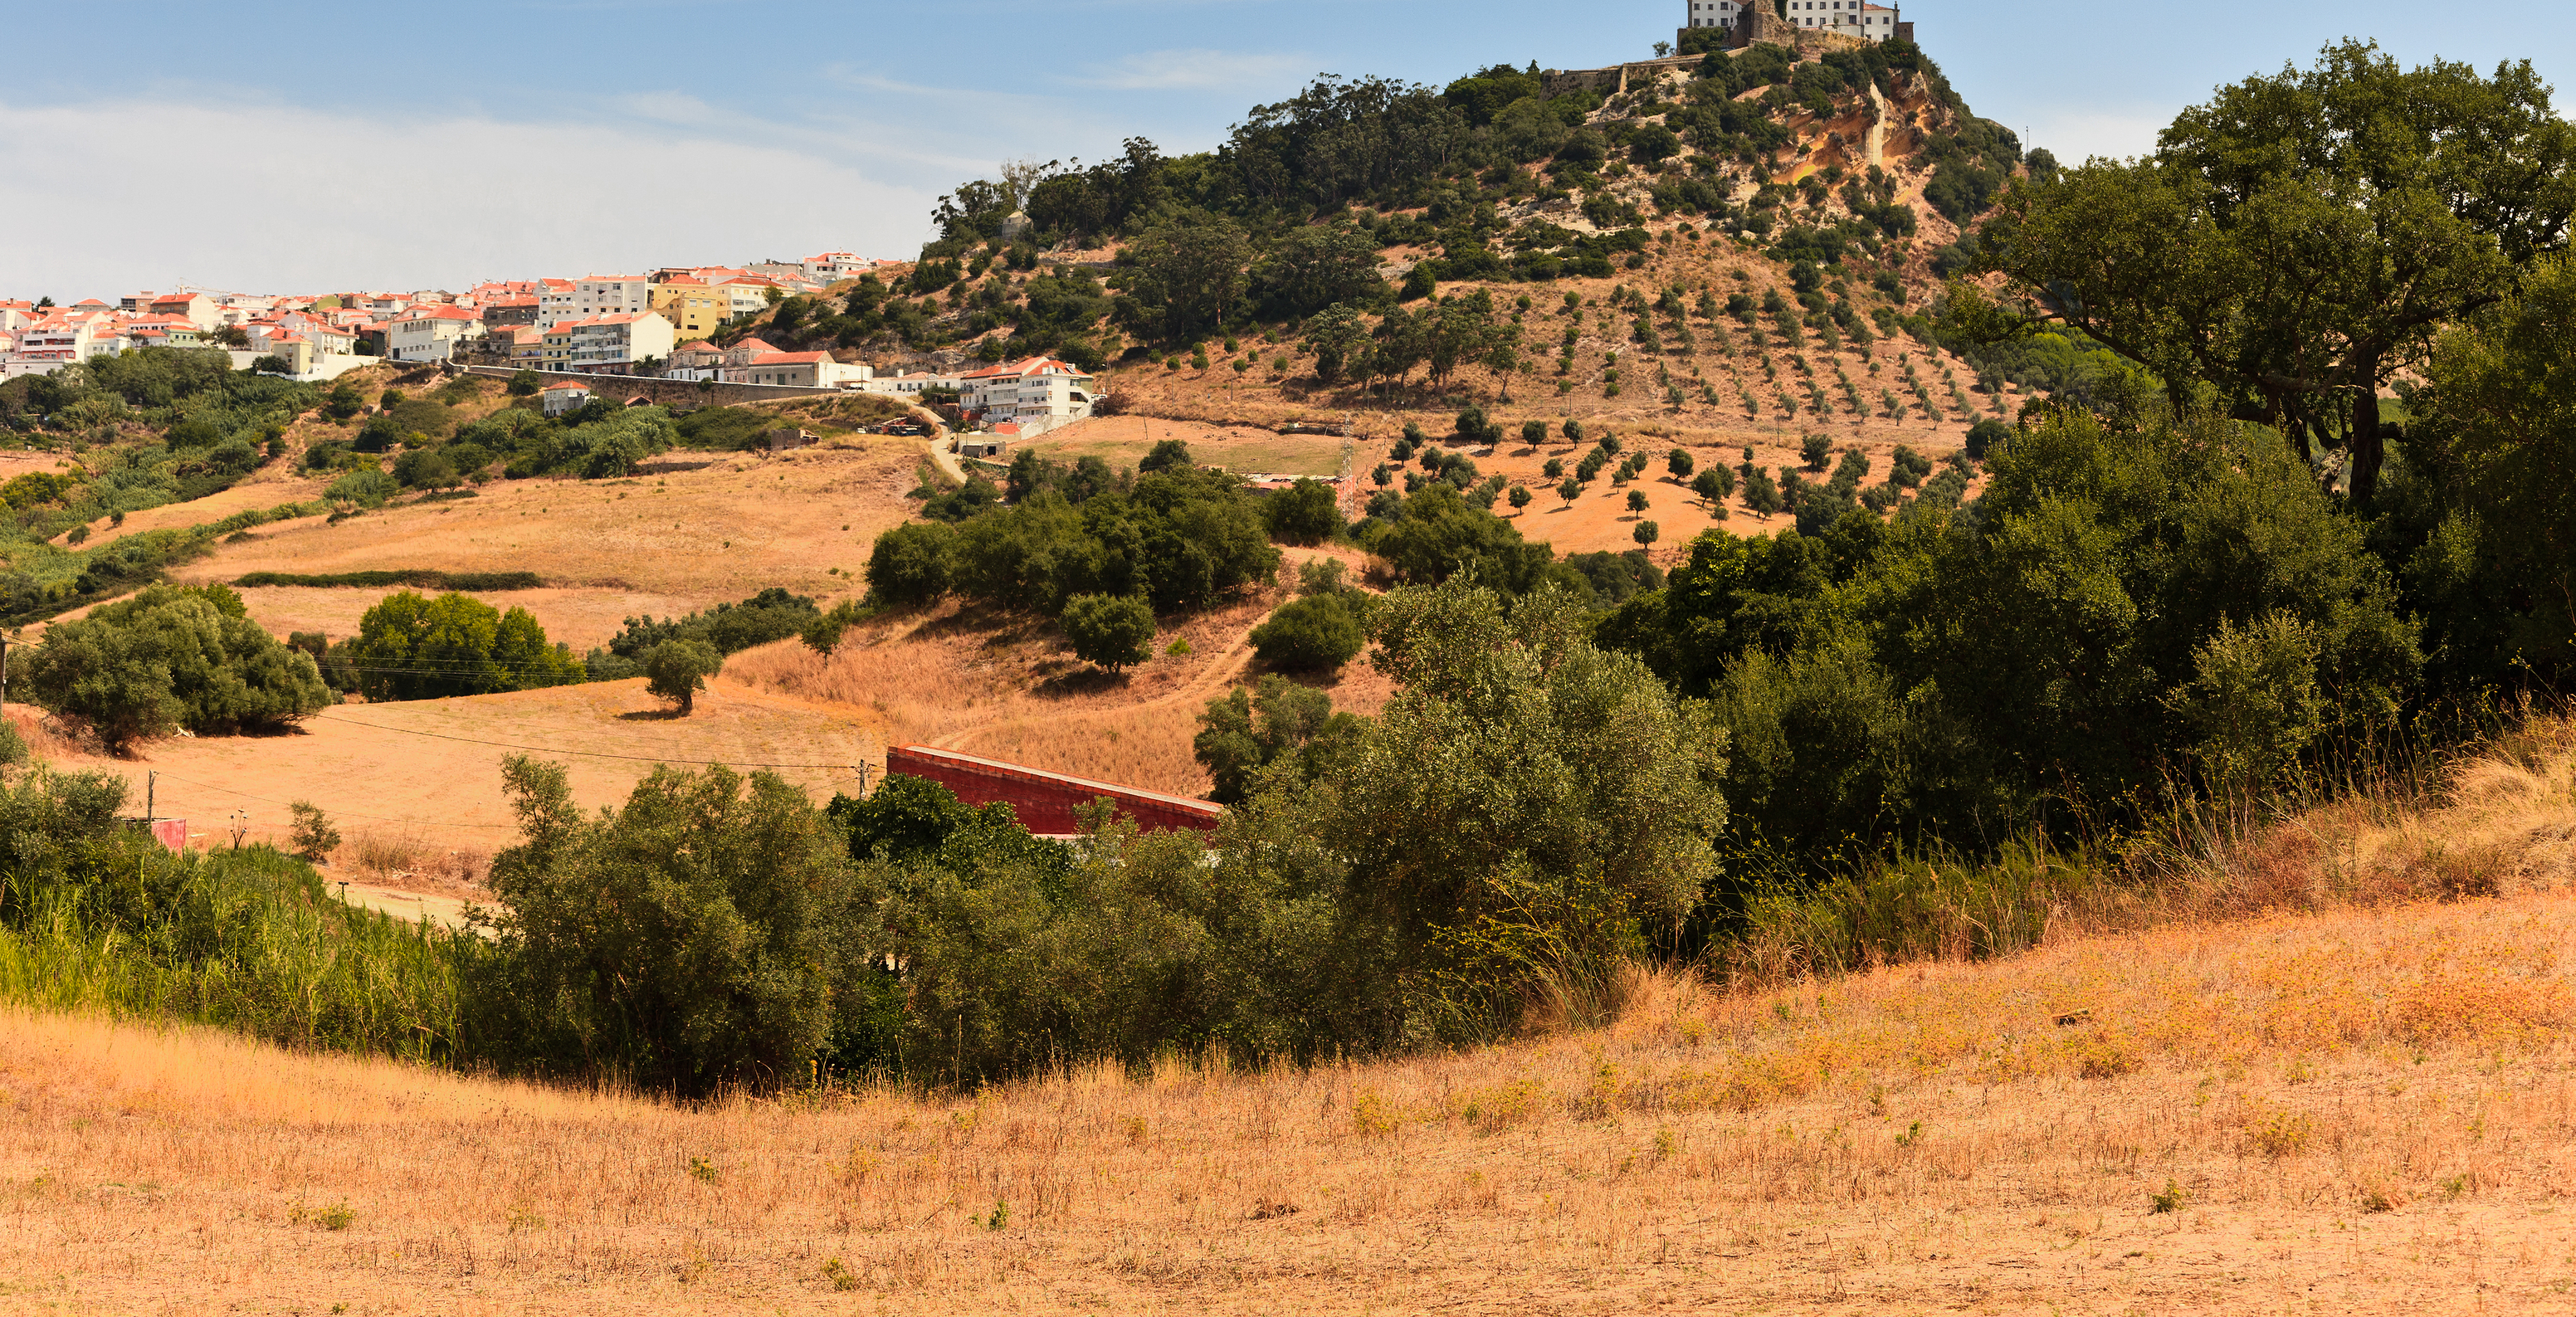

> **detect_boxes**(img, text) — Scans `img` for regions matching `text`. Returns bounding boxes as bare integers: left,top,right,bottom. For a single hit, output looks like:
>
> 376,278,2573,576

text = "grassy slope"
2,725,2570,1314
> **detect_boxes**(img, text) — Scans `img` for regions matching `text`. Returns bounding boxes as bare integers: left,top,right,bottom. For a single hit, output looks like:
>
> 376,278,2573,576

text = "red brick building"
886,744,1222,836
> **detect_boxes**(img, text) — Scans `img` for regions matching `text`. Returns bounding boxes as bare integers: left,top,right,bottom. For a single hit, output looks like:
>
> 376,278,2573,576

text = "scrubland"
2,719,2571,1314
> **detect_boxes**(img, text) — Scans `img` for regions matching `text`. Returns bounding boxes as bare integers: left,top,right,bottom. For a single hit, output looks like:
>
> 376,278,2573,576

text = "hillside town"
0,251,1106,435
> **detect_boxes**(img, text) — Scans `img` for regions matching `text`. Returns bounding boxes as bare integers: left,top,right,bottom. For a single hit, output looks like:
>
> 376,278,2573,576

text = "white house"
573,275,651,320
802,251,876,282
536,278,579,328
550,311,676,373
958,356,1098,430
858,370,964,398
664,339,725,381
1690,0,1902,40
539,380,595,417
388,305,485,362
721,350,874,388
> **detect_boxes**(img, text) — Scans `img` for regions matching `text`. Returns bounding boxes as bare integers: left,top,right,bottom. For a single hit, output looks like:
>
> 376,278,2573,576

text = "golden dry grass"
28,676,878,872
724,554,1394,799
3,725,2570,1313
168,437,925,605
8,885,2576,1312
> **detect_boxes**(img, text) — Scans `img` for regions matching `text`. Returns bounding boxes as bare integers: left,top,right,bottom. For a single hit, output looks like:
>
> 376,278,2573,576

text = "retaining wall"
886,744,1222,836
454,365,846,408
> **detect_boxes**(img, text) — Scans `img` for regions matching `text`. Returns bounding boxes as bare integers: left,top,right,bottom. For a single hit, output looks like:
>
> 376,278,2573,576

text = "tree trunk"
679,687,694,717
2348,358,2385,505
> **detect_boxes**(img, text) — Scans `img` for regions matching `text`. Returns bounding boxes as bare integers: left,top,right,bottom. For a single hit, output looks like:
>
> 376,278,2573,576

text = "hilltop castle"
1681,0,1910,50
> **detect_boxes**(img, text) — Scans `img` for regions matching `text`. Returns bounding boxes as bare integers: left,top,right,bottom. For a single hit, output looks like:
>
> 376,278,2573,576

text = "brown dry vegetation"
725,549,1395,799
3,725,2574,1314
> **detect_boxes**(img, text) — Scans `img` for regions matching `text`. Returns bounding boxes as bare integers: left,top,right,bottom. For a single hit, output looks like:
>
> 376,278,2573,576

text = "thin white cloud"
1077,48,1309,91
0,98,937,298
2022,110,2170,165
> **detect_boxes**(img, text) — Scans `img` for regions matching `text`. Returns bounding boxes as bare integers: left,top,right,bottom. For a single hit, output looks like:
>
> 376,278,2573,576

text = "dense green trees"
1599,409,2420,859
2408,251,2576,674
950,464,1280,614
477,758,880,1093
1193,675,1365,804
1976,41,2576,501
863,522,959,607
19,584,332,748
593,588,820,680
345,591,583,700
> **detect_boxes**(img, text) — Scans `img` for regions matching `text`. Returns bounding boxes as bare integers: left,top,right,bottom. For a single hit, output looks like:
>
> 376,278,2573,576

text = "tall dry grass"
1723,712,2576,986
8,884,2575,1312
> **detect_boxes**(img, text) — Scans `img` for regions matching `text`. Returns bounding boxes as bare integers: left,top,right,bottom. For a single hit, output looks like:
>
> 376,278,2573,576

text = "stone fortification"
1727,0,1801,48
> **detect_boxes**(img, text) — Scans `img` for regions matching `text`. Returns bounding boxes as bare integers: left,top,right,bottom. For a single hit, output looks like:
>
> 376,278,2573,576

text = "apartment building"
959,356,1098,427
388,305,485,362
648,275,732,339
542,311,676,373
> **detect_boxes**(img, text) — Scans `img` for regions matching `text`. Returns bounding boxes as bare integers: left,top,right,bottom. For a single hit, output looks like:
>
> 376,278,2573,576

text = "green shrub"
1249,594,1366,672
476,758,878,1095
599,588,818,663
392,448,458,490
1061,593,1156,672
1261,478,1344,545
864,522,958,607
1965,417,2011,460
1193,675,1365,804
344,591,583,701
642,639,724,715
289,802,341,863
17,584,332,749
324,468,397,508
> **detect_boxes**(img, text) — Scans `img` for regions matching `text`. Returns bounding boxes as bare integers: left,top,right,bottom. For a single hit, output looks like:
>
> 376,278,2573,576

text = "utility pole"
146,770,156,824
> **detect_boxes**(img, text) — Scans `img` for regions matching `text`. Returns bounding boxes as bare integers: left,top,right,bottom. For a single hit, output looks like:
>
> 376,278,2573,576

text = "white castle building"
1684,0,1904,42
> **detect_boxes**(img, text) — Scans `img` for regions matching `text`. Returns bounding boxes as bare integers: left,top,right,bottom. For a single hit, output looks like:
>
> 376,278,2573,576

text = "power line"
137,768,520,831
306,712,875,771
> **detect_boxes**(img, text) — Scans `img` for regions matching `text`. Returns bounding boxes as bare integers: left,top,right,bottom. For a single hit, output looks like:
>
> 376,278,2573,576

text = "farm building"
886,744,1222,836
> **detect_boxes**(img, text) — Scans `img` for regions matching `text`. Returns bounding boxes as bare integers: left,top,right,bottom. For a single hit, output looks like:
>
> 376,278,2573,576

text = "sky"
2,0,2569,299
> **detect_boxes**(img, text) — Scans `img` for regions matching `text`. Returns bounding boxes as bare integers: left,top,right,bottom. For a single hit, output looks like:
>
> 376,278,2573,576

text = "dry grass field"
1025,417,1350,479
726,549,1395,799
7,675,878,900
171,437,917,606
3,729,2573,1314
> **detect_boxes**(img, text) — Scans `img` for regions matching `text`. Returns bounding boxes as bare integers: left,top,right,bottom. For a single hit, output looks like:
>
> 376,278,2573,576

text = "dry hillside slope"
3,726,2573,1315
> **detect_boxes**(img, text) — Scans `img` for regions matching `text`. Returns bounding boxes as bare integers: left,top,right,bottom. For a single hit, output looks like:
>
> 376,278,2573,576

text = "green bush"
599,588,820,661
1061,593,1156,672
476,758,877,1095
17,584,332,749
1193,675,1364,804
344,591,583,701
392,448,458,490
1261,478,1344,545
643,639,724,715
0,767,464,1063
1965,417,2011,459
324,468,397,508
865,522,958,607
1249,594,1366,672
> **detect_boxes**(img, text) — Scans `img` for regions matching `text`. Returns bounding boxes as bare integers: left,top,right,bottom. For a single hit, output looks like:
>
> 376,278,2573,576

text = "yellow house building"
649,276,731,339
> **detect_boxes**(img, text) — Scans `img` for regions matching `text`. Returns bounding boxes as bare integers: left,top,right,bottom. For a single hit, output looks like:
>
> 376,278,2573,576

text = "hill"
721,37,2047,556
2,716,2569,1312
